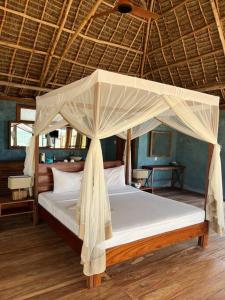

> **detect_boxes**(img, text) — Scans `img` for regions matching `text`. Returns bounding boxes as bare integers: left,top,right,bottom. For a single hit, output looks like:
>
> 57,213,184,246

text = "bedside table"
0,198,35,225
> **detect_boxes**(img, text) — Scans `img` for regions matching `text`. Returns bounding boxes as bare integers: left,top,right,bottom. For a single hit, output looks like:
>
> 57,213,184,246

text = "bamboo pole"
34,135,39,225
125,129,132,185
210,0,225,55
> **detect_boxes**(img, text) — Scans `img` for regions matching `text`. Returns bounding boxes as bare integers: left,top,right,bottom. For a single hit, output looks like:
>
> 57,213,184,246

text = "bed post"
33,135,39,225
87,274,102,288
125,129,131,185
198,143,213,248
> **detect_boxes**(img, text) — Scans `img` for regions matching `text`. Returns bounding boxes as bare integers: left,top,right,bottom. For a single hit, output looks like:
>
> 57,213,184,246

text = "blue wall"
176,110,225,196
0,100,116,162
136,125,177,187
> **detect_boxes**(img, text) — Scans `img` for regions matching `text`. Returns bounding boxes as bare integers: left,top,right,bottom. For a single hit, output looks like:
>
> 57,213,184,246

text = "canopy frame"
26,69,223,278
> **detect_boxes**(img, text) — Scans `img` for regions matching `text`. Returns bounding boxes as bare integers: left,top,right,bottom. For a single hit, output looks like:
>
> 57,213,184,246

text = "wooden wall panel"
0,161,24,196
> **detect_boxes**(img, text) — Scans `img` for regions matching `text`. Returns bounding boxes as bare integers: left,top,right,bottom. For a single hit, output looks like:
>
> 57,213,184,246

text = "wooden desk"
142,164,185,193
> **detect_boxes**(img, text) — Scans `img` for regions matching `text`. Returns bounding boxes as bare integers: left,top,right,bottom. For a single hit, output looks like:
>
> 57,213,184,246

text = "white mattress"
38,186,205,249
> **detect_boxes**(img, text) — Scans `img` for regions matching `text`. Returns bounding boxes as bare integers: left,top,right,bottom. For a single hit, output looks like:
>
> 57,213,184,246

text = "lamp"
132,169,148,188
8,175,32,200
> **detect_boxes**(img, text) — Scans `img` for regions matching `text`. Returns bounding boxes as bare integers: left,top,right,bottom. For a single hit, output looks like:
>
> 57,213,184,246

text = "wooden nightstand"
0,198,35,225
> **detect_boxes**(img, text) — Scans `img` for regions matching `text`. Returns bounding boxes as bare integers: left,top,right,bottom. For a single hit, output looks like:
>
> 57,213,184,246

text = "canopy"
24,69,224,276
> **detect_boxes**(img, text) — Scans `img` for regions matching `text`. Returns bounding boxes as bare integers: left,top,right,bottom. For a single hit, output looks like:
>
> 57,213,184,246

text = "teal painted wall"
175,134,207,193
176,111,225,196
0,100,116,162
136,125,177,187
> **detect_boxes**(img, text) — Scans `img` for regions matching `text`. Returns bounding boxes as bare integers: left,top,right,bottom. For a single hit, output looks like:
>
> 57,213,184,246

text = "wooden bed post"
198,143,213,248
34,135,39,225
87,274,102,289
125,129,131,185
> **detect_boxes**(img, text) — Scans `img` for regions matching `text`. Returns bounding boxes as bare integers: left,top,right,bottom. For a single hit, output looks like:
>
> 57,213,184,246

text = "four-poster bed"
24,69,224,288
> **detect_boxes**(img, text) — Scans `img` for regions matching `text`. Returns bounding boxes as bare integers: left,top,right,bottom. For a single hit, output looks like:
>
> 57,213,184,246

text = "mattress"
38,186,205,249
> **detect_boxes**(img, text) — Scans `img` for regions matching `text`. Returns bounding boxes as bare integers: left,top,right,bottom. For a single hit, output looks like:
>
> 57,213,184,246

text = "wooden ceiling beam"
0,81,51,92
210,0,225,55
144,49,223,77
0,71,39,83
0,6,142,55
79,33,143,54
195,83,225,92
0,94,35,104
0,40,101,72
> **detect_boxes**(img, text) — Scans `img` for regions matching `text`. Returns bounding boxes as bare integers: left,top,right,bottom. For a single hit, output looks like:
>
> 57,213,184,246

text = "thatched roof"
0,0,224,106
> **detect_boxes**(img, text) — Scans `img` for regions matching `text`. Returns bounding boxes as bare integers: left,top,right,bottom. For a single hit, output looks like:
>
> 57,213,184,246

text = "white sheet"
38,186,205,249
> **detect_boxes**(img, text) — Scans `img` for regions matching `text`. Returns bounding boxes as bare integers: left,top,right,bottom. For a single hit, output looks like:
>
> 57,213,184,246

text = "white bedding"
38,186,205,249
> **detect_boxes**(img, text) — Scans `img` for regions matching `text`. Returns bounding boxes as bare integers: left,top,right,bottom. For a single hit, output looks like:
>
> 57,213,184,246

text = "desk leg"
152,170,154,194
146,170,152,187
181,168,185,189
171,170,174,188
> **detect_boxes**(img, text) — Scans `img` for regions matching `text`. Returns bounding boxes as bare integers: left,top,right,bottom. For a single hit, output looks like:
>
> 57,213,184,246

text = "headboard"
37,160,123,193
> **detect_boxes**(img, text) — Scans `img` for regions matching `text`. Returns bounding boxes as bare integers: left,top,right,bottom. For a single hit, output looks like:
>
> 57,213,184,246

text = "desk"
142,164,185,193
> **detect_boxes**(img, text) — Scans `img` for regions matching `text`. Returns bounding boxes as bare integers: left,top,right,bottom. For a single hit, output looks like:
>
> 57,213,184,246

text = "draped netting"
24,69,224,276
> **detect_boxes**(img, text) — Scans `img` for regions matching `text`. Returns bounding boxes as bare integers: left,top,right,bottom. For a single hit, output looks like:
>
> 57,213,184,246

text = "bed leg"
198,233,208,248
87,274,102,288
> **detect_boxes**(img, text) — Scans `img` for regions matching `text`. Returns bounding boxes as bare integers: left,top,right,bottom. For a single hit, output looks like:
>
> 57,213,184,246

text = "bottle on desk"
39,153,45,163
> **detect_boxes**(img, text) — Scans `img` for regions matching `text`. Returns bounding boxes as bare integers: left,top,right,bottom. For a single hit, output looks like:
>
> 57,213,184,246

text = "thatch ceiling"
0,0,224,106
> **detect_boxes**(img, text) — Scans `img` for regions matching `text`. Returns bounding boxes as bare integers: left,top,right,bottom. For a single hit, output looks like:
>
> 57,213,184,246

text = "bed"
36,161,209,288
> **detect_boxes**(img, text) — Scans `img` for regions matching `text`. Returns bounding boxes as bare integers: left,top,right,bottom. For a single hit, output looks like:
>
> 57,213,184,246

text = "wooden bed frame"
34,136,211,289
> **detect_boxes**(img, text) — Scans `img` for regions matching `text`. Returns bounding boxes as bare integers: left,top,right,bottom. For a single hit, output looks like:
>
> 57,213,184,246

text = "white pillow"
104,165,126,189
52,168,83,194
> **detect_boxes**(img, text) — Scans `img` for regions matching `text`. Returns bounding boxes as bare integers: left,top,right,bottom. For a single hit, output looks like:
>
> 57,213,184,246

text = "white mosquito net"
24,69,224,276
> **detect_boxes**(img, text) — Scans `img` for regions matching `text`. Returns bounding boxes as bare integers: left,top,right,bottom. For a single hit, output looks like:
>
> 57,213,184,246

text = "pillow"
52,167,83,194
104,165,126,189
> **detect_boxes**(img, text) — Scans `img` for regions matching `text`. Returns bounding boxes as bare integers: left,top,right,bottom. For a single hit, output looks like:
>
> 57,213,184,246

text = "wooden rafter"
146,19,224,59
0,6,143,55
0,95,35,104
210,0,225,55
19,0,49,96
195,83,225,92
0,81,51,92
118,22,144,73
140,0,155,77
80,33,143,54
144,49,223,77
39,0,73,87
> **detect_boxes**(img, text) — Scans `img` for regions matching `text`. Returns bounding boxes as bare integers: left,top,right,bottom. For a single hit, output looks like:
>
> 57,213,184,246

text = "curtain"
159,96,224,234
59,83,169,275
118,119,161,184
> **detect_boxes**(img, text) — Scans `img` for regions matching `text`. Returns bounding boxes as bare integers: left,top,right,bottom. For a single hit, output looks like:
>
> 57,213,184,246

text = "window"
16,104,36,122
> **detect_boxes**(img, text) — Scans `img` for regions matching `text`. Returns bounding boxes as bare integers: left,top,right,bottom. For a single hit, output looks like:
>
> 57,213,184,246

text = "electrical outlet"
154,157,157,161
